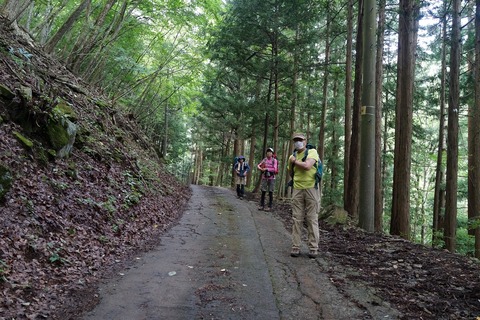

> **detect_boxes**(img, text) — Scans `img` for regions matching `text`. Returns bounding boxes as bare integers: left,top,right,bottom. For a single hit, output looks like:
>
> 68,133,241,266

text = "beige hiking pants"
291,187,320,251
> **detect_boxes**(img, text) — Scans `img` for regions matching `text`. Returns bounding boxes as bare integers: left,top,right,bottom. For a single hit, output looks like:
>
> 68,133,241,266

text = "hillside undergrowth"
0,19,191,319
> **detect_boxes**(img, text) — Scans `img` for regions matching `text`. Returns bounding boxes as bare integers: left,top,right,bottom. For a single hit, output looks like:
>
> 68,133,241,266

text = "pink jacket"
257,157,278,180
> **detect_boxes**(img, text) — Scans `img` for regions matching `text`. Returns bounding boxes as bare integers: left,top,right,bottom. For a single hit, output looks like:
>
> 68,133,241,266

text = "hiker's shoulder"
306,148,319,158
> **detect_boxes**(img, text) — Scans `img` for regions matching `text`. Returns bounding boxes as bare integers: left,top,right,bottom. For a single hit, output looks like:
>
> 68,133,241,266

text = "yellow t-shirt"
287,148,319,189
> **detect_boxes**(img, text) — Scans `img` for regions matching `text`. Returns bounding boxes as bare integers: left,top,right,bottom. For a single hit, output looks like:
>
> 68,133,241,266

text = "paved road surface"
82,185,400,320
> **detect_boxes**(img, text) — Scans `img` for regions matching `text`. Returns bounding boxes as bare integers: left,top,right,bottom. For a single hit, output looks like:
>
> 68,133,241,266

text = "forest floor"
270,197,480,320
77,189,480,320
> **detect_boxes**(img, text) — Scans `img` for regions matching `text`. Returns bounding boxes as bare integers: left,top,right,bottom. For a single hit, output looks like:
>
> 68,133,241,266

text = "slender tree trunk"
317,16,330,207
390,0,419,239
358,0,377,231
231,128,240,187
273,29,280,155
2,0,33,25
193,148,203,185
330,77,340,192
32,0,69,44
44,0,92,54
444,0,461,252
317,15,330,161
473,0,480,258
248,121,256,189
285,28,299,195
69,0,117,72
374,0,386,232
345,0,364,218
344,0,354,208
84,0,130,82
433,10,448,246
161,99,168,159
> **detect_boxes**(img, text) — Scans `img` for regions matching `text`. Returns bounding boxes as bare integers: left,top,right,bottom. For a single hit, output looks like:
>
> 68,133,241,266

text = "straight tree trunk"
2,0,33,24
374,0,386,232
390,0,419,239
433,9,448,246
44,0,92,54
273,29,280,155
248,121,257,189
69,0,117,72
345,0,364,218
317,15,330,161
32,0,69,44
85,0,130,82
285,28,299,195
317,15,331,205
473,0,480,258
358,0,377,231
344,0,354,208
330,77,340,192
232,128,240,188
444,0,461,252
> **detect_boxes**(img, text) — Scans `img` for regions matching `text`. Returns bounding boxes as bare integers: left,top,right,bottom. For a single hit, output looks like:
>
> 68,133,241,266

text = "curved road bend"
82,185,400,320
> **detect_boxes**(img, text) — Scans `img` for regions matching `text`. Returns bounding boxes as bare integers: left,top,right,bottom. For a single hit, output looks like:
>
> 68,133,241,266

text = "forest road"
81,185,401,320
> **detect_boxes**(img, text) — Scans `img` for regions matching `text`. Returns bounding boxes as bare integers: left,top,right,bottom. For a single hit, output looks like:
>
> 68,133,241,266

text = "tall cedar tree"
444,0,461,252
468,0,480,258
390,0,419,239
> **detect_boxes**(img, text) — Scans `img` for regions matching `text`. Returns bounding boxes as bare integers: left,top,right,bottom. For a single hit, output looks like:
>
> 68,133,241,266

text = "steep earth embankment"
0,19,190,319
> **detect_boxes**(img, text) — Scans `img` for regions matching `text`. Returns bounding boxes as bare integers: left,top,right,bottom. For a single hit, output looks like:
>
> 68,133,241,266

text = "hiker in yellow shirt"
287,133,320,258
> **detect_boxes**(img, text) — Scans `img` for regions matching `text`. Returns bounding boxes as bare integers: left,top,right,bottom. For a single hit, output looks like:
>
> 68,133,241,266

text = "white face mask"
294,141,304,150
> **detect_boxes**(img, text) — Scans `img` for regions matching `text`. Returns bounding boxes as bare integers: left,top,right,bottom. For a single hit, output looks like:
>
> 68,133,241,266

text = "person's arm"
257,159,265,171
293,158,315,170
257,160,265,171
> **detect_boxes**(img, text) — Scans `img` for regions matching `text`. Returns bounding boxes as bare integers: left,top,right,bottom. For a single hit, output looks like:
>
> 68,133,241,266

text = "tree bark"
473,0,480,258
343,0,354,209
444,0,461,252
374,0,386,232
69,0,117,72
358,0,377,232
317,14,331,205
390,0,419,239
345,0,363,218
433,8,448,246
44,0,92,54
317,16,330,161
330,78,340,192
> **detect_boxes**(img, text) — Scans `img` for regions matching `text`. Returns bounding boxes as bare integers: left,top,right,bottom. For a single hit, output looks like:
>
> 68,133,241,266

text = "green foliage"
47,242,69,265
0,259,8,282
456,228,475,256
121,171,143,208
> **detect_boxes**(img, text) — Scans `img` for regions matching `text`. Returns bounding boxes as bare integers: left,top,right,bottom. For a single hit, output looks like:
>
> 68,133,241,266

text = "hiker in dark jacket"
234,155,249,199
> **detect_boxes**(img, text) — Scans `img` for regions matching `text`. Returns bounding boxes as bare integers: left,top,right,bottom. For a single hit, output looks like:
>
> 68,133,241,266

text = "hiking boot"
264,207,271,212
308,250,319,258
258,206,264,211
290,248,300,257
239,196,243,200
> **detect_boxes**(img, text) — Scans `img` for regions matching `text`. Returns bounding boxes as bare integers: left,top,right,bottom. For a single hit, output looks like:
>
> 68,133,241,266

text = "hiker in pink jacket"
257,147,278,211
